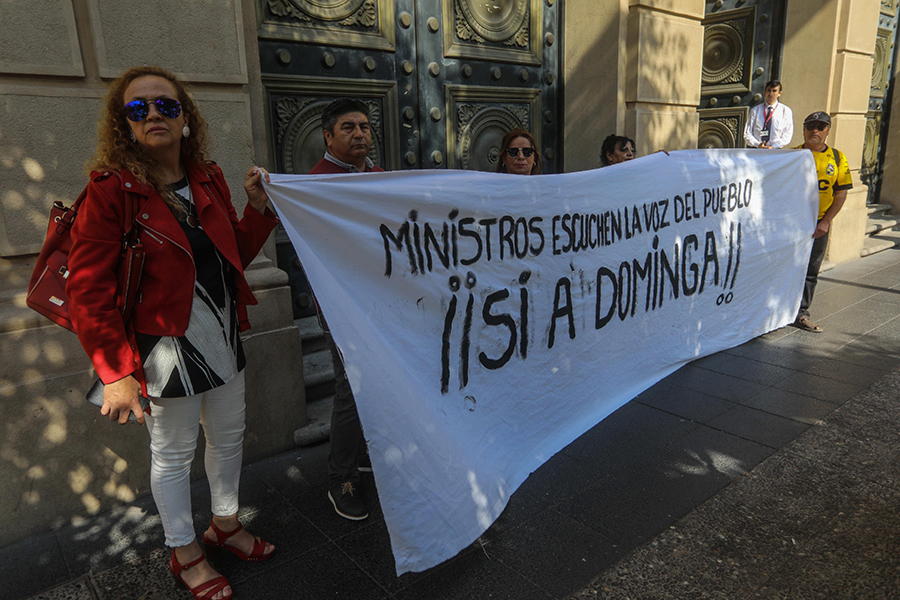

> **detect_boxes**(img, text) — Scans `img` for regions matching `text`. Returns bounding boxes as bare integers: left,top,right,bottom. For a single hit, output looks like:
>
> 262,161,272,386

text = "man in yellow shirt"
792,111,853,332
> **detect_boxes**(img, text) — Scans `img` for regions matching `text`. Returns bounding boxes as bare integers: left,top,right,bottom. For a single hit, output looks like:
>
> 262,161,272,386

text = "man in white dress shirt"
743,80,793,149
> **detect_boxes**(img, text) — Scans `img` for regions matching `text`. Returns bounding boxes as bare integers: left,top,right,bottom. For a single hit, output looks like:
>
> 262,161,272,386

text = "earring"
130,131,136,142
182,125,191,138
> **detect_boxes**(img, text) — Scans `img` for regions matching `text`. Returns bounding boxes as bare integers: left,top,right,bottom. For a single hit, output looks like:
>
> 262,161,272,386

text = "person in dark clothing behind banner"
309,99,383,521
791,111,853,333
600,134,635,166
496,128,542,175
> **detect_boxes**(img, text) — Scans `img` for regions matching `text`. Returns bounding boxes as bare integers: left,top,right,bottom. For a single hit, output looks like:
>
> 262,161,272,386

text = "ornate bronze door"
697,0,786,149
257,0,561,317
862,1,899,203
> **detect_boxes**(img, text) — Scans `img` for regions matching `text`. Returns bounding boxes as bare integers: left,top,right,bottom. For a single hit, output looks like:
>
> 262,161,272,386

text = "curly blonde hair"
88,66,210,213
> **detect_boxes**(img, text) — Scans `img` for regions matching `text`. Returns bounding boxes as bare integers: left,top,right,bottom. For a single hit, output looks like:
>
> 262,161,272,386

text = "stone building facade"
0,0,890,546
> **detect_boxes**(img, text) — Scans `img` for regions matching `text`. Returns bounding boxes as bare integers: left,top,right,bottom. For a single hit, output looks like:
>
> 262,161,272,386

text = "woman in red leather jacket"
67,66,277,600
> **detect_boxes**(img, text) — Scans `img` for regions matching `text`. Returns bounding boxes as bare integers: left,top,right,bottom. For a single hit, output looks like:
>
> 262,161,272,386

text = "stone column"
562,0,629,172
781,0,879,263
625,0,705,156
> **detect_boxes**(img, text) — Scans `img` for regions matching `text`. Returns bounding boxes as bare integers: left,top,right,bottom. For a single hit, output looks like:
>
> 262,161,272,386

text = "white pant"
145,370,246,547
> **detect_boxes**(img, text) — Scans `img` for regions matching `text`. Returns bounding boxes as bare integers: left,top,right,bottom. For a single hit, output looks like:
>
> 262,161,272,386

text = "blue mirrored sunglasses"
123,98,182,122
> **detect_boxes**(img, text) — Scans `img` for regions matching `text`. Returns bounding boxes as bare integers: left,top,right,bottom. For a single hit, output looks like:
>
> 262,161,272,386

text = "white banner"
265,149,818,575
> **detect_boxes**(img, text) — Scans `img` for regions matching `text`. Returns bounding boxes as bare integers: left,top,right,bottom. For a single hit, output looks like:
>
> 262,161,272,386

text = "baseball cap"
803,111,831,126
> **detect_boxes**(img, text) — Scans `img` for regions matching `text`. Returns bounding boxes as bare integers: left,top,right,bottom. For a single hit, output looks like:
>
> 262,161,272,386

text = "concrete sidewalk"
7,249,900,600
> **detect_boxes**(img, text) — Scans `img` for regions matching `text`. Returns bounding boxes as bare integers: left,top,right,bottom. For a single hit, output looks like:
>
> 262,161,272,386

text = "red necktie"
762,106,773,143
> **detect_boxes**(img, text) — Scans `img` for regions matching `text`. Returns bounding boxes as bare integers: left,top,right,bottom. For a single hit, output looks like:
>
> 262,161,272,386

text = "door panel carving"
260,0,395,50
698,107,748,149
862,9,899,202
445,84,540,170
259,0,559,316
442,0,541,65
701,9,754,95
698,0,784,149
265,75,399,175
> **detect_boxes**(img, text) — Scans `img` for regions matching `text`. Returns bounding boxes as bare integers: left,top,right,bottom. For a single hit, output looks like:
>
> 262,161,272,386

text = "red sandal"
202,520,274,562
169,549,232,600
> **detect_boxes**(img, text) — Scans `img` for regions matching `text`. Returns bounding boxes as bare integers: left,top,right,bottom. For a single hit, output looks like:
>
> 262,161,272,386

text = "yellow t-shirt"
794,144,853,219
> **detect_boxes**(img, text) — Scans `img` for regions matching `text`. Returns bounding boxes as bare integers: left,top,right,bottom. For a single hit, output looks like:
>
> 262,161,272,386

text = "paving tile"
706,405,809,448
515,450,616,507
723,339,818,371
797,356,888,387
691,353,797,386
861,319,900,351
483,509,621,598
773,371,863,404
481,486,553,541
250,444,385,542
57,469,292,578
738,387,838,424
664,365,769,402
0,530,72,599
330,517,427,594
768,329,850,357
811,283,877,311
828,340,900,369
556,453,720,551
54,494,163,578
664,426,775,481
238,542,389,600
560,418,655,464
635,382,737,424
204,486,329,586
394,544,552,600
599,402,699,447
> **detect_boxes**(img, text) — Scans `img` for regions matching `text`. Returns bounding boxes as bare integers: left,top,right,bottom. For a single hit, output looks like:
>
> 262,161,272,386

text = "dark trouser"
324,329,365,486
798,228,829,318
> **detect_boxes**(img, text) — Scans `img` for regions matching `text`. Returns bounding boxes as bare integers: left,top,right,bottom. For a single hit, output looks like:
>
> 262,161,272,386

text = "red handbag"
26,171,145,332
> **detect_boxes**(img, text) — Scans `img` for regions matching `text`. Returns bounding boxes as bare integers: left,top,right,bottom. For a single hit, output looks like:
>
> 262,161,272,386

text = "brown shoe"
793,315,822,333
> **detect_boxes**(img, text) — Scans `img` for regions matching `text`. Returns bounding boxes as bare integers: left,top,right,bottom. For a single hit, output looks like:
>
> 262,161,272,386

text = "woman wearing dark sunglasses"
497,128,542,175
66,66,278,600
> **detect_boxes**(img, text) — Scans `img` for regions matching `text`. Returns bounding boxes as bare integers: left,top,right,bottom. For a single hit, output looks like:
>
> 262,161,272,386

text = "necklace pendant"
187,215,200,228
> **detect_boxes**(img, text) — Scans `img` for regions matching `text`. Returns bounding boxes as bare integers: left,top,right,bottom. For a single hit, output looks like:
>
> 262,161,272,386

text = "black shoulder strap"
832,147,841,169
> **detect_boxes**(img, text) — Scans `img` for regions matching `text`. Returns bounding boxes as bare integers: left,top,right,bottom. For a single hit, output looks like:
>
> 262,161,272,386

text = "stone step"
293,395,332,447
867,202,892,216
866,214,900,235
302,347,336,403
302,348,335,386
294,315,328,354
861,228,900,257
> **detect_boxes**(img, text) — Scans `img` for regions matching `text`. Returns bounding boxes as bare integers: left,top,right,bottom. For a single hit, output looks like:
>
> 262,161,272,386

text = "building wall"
0,0,305,546
563,0,704,170
781,0,878,263
564,0,878,265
